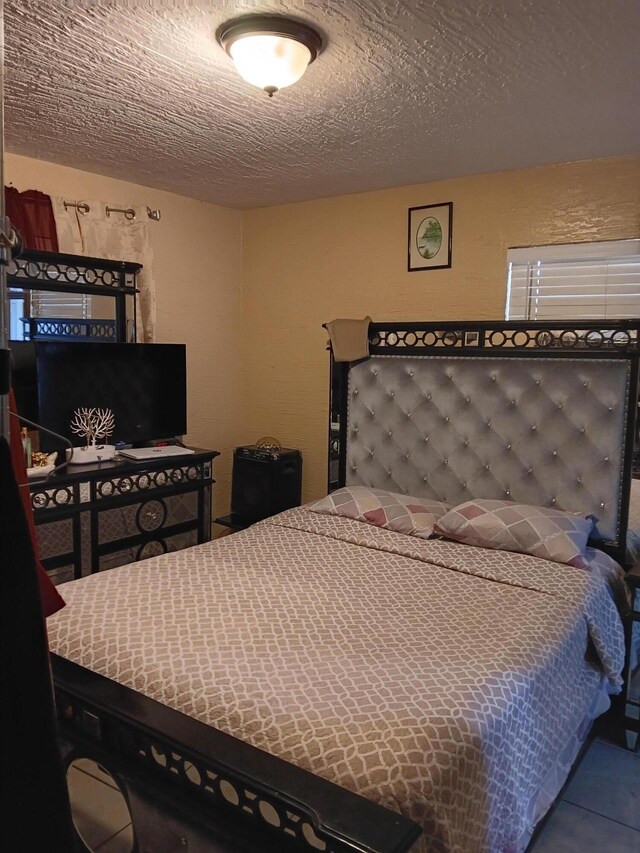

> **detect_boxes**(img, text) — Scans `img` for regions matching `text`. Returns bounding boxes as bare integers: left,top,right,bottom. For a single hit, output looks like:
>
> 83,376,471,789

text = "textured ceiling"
5,0,640,208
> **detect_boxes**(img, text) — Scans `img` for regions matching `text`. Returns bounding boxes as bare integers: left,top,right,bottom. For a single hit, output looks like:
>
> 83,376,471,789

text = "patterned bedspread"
48,507,626,853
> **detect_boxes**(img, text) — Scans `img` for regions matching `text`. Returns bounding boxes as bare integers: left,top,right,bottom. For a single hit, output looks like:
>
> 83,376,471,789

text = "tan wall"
6,152,243,518
242,155,640,503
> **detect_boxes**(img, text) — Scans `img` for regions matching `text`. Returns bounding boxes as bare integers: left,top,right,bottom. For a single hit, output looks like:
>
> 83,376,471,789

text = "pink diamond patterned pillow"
309,486,450,540
434,499,596,568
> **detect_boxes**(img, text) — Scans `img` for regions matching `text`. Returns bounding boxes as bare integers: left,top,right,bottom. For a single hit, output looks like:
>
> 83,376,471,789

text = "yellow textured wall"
6,153,243,519
242,155,640,502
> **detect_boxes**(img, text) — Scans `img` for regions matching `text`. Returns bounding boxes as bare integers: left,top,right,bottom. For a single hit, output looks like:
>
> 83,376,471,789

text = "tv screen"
10,342,38,424
35,342,187,449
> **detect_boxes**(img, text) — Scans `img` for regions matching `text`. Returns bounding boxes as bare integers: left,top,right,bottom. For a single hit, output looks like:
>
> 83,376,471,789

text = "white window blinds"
506,239,640,321
30,290,91,319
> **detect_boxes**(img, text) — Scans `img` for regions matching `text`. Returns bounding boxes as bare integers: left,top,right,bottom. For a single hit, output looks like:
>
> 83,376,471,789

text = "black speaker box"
231,446,302,523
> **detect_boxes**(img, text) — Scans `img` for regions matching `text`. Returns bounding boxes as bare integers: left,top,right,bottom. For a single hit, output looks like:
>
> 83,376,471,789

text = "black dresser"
29,448,219,584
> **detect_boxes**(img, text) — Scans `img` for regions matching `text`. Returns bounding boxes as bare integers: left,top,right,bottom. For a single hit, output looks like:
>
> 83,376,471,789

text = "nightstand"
623,564,640,750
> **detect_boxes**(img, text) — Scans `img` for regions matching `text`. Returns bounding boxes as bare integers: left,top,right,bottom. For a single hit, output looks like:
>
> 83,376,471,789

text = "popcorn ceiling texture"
5,0,640,209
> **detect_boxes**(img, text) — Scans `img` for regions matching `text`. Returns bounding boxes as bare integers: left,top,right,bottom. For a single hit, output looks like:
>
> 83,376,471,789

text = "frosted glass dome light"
217,15,323,97
230,35,311,93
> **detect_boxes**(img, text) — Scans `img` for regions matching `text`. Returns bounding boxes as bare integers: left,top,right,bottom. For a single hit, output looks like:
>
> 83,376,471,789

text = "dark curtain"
0,188,72,847
0,433,76,851
9,390,65,617
5,186,59,251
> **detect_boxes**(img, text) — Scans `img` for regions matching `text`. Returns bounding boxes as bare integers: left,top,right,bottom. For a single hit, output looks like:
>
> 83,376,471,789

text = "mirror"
66,758,133,852
8,284,118,343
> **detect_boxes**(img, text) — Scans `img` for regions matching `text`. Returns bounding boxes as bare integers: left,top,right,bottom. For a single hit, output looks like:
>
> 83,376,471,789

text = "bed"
47,320,639,853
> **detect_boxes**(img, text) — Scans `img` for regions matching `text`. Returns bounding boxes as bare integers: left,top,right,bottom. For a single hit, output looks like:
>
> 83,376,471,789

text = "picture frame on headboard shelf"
408,201,453,271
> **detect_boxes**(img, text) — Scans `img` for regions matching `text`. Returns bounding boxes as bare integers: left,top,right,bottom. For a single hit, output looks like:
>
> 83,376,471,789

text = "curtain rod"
62,201,161,221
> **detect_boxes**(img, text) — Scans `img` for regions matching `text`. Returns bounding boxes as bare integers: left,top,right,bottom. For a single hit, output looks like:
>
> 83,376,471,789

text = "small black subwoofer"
231,446,302,523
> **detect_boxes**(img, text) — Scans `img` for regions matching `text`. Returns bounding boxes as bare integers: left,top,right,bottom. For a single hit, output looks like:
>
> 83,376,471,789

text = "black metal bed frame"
47,319,639,853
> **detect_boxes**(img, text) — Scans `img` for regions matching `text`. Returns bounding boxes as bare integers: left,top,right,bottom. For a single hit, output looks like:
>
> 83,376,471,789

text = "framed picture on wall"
407,202,453,271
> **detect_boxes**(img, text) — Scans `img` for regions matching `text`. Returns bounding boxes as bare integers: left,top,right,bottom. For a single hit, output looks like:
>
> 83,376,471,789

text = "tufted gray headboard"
328,321,640,564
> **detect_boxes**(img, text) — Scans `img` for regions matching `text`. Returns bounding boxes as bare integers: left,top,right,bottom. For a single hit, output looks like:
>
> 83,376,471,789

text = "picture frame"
407,202,453,272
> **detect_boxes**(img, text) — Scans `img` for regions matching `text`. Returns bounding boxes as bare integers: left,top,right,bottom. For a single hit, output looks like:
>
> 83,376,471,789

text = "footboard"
53,656,422,853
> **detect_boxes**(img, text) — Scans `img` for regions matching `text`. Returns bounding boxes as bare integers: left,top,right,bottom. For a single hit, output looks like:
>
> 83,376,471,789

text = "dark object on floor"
231,444,302,523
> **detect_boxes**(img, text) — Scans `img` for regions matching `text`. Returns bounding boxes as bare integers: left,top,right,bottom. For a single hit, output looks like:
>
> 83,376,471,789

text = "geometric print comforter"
47,506,626,853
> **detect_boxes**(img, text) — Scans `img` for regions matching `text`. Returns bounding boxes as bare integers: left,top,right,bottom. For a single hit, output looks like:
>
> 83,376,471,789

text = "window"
30,290,91,320
505,239,640,321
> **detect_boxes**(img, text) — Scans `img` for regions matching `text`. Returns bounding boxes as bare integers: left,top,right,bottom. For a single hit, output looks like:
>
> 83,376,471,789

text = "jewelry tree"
68,406,117,463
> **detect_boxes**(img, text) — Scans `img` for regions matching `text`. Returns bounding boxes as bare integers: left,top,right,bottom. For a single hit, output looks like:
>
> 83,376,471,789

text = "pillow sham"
309,486,450,540
434,498,596,568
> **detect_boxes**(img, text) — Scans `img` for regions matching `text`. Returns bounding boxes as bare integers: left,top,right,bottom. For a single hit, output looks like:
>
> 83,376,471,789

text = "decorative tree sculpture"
70,407,115,448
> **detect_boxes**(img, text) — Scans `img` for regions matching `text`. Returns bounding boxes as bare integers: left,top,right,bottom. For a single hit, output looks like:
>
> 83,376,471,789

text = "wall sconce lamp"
216,14,323,97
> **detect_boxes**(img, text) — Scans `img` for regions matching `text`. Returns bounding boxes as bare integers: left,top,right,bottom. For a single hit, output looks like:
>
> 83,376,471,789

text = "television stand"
28,448,219,584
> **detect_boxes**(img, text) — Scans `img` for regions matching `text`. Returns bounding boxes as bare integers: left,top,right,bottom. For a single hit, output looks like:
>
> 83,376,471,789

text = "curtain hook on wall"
106,205,136,221
63,201,90,215
146,207,161,221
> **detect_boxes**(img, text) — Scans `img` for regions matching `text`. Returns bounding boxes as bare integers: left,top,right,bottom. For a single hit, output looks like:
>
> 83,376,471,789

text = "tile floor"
67,733,638,852
529,731,639,852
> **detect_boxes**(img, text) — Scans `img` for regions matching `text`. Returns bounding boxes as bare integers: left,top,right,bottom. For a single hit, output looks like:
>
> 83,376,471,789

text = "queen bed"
47,320,639,853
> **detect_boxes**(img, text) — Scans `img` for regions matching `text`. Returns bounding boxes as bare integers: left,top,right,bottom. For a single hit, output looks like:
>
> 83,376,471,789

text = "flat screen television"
32,342,187,450
10,341,39,425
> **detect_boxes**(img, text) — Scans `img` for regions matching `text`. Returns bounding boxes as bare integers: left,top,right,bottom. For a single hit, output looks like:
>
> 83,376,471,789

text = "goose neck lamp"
216,14,323,97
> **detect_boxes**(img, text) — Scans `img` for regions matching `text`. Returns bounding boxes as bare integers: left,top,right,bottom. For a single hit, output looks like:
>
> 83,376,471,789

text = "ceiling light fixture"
216,14,323,97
